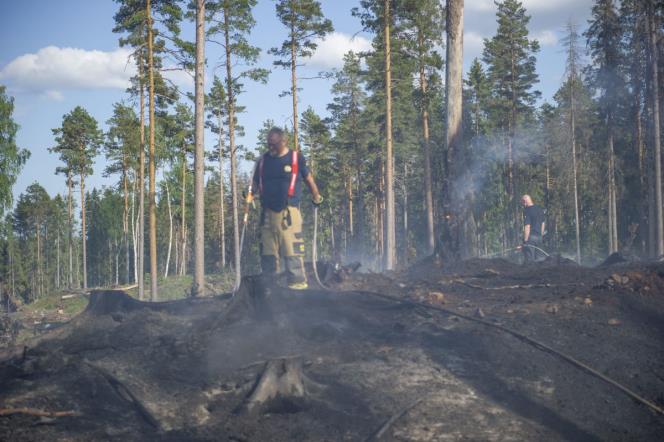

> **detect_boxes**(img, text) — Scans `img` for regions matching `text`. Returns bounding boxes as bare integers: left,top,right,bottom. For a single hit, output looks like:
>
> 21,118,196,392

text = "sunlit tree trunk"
138,51,146,300
147,0,158,300
648,2,664,256
608,127,618,253
56,226,60,289
180,152,187,276
444,0,464,256
80,173,87,289
290,16,299,151
192,0,206,296
570,75,581,263
165,182,173,278
123,155,130,283
384,0,396,270
67,172,73,288
419,36,435,254
218,114,226,269
224,9,241,289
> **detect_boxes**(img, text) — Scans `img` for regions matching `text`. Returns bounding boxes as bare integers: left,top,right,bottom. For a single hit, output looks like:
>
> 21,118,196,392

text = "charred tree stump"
236,357,306,415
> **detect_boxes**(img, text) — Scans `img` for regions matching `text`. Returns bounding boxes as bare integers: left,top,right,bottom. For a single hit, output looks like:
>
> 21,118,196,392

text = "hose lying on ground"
352,289,664,417
311,206,329,290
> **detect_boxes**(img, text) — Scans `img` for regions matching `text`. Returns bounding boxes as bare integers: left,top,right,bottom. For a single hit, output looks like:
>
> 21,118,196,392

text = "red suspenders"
258,150,299,198
288,150,298,198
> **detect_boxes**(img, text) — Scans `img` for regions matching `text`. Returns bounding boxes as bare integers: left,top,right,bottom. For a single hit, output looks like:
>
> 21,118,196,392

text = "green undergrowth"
21,271,236,319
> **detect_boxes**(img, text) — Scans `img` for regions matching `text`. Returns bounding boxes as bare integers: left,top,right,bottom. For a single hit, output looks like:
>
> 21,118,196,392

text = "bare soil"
1,257,663,441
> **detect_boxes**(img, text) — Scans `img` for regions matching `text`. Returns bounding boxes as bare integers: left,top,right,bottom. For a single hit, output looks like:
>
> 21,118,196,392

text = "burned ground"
1,257,663,441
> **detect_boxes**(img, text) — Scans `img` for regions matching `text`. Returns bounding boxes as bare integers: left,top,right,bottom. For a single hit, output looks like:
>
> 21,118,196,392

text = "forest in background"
1,0,664,305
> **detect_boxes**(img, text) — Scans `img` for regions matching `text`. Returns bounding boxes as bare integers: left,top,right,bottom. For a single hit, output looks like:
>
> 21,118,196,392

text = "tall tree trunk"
570,76,581,263
224,8,242,289
138,51,146,300
80,174,87,289
36,221,42,297
181,153,187,276
648,2,664,256
165,182,173,278
115,240,120,286
67,173,73,288
347,171,353,239
419,39,435,254
608,128,618,253
218,115,226,269
402,162,408,259
635,64,647,255
384,0,396,270
123,158,130,284
444,0,464,257
192,0,206,297
290,16,299,151
56,226,60,289
147,0,158,301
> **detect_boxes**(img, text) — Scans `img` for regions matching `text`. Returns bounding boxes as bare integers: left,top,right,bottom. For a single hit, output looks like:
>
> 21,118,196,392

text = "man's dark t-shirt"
252,150,310,212
524,204,545,237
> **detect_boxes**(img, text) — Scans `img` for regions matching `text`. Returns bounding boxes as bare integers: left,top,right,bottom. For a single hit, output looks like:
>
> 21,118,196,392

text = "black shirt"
252,150,310,212
524,204,545,237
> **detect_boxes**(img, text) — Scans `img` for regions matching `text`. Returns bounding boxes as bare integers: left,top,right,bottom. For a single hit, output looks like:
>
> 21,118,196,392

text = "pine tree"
585,0,624,254
401,0,444,255
192,0,206,297
444,0,468,258
105,102,140,283
645,0,664,256
50,107,102,290
482,0,540,244
208,0,269,290
327,52,369,253
113,0,182,299
270,0,333,152
561,20,584,263
13,184,50,299
0,86,30,216
464,58,490,138
206,76,228,270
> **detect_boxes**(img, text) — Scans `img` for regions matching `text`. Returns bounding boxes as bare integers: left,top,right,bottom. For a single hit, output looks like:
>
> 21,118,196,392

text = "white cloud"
534,30,558,46
464,31,486,60
42,90,64,101
0,46,136,94
307,32,372,69
0,46,193,99
466,0,495,13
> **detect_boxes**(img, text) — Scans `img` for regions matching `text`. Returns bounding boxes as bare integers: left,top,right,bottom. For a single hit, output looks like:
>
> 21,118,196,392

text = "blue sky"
1,0,594,205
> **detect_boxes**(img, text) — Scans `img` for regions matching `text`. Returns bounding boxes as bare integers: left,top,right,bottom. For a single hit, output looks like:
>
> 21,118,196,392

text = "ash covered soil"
1,257,664,441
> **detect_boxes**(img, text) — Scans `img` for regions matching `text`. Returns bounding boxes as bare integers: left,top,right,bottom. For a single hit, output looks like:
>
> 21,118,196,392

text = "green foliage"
50,106,103,179
0,86,30,215
482,0,541,127
269,0,333,72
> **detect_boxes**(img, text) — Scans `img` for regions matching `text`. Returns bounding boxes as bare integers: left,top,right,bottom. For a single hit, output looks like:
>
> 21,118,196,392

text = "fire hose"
312,206,329,290
480,243,550,259
356,289,664,417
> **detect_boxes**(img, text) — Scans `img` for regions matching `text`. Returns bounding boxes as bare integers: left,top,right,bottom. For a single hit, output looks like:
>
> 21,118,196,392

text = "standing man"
520,194,545,263
252,127,323,289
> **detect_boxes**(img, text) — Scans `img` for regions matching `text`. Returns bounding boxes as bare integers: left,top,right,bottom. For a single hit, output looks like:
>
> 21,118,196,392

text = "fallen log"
0,408,78,418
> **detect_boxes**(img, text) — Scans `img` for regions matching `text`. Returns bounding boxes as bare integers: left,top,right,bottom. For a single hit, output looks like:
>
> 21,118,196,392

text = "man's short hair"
267,127,284,140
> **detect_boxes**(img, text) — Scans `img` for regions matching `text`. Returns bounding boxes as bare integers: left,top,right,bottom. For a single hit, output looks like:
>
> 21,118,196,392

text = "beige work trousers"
260,206,307,284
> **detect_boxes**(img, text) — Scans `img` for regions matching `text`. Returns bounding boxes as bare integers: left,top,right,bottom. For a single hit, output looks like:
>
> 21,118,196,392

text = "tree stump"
236,357,306,415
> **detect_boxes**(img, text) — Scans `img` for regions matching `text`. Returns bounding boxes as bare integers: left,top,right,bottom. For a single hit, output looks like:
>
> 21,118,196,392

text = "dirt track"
1,257,663,441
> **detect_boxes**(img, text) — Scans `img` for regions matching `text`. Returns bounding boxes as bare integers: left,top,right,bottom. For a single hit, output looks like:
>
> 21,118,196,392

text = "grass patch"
23,292,89,316
125,271,235,301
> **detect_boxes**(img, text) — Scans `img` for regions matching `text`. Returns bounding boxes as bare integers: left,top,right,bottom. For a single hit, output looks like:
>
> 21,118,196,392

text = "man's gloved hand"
312,195,324,207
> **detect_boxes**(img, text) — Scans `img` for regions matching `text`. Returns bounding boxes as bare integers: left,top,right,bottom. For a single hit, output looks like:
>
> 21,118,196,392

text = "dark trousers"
523,235,543,263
